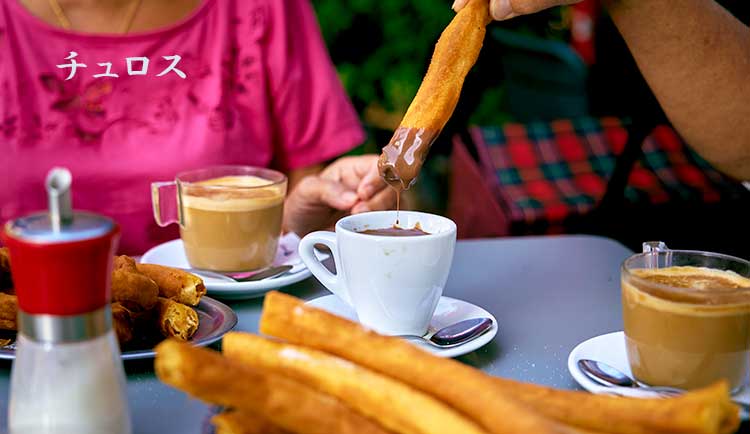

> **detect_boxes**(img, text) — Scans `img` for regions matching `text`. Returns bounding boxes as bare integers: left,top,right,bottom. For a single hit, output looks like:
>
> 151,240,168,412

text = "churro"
259,291,576,434
0,292,17,330
491,377,739,434
136,263,206,306
155,297,199,341
212,410,291,434
112,256,159,311
154,340,393,434
223,332,489,434
378,0,491,190
111,302,134,345
259,291,739,434
0,247,12,290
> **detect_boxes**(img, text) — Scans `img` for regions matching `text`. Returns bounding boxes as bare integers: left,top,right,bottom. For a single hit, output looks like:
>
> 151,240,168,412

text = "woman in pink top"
0,0,394,254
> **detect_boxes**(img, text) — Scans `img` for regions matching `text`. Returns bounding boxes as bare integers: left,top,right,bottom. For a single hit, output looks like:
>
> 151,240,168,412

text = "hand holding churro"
453,0,581,21
378,0,491,190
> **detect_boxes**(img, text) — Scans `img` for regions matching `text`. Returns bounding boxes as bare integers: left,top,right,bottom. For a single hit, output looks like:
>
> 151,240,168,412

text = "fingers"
490,0,515,20
451,0,471,11
352,187,397,214
356,161,387,200
455,0,580,21
296,176,358,211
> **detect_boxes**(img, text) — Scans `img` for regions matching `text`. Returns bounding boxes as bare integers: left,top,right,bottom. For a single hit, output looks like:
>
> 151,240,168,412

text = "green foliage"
312,0,454,117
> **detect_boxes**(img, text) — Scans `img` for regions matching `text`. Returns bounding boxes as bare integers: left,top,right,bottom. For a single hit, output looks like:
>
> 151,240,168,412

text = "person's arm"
603,0,750,180
455,0,750,180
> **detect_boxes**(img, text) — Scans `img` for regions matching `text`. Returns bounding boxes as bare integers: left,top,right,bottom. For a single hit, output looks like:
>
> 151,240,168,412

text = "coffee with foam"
180,175,286,271
622,266,750,391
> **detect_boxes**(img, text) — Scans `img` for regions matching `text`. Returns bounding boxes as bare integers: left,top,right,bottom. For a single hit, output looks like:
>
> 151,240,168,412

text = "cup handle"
151,181,179,227
299,231,351,306
642,241,672,268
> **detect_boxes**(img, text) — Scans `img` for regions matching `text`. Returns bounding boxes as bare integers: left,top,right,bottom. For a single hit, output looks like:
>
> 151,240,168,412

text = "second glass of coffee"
152,166,287,272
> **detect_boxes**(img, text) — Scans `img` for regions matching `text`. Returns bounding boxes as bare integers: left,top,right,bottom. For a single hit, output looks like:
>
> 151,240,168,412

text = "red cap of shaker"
0,168,120,316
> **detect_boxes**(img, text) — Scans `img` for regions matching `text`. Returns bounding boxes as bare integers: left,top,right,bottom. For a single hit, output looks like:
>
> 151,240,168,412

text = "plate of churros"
0,249,237,360
155,291,743,434
141,233,322,300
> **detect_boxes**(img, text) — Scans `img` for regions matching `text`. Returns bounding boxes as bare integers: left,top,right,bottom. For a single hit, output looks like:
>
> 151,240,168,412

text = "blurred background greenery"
311,0,568,211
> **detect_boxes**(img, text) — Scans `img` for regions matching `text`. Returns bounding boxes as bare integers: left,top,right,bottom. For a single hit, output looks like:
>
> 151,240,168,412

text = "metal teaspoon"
398,317,494,348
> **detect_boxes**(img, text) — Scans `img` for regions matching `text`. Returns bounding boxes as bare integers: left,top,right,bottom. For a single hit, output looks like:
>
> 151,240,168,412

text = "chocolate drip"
378,127,440,191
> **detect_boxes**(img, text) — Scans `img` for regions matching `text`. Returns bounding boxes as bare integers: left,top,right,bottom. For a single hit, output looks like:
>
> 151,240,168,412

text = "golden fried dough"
111,256,159,311
223,332,488,434
0,292,17,331
260,291,740,434
0,247,12,290
212,410,291,434
488,377,738,434
155,297,199,341
155,340,392,434
111,302,134,345
136,263,205,306
378,0,491,190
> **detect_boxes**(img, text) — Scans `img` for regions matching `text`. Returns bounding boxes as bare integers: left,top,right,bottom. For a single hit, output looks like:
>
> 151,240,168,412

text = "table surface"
0,235,742,433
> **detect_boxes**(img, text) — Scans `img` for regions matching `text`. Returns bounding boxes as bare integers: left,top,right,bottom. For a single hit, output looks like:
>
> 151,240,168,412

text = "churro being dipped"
154,340,393,434
223,332,489,434
136,263,206,306
378,0,491,190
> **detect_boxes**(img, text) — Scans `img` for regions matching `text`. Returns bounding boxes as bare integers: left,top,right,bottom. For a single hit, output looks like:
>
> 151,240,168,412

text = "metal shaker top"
4,168,115,244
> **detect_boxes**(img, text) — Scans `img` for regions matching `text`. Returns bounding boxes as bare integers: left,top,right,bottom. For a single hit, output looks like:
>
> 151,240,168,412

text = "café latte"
180,175,285,272
622,266,750,391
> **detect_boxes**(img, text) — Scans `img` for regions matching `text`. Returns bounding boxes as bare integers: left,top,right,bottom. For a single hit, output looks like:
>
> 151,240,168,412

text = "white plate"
141,233,319,300
568,331,749,415
306,295,497,358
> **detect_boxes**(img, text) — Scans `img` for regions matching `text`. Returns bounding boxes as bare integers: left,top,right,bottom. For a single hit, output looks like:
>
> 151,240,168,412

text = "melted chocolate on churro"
378,127,440,191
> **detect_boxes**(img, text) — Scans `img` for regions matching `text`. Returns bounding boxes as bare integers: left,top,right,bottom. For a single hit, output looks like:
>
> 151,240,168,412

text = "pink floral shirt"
0,0,364,254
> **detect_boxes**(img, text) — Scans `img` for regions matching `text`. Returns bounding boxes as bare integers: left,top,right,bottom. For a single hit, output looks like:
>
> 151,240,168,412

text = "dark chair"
490,27,589,122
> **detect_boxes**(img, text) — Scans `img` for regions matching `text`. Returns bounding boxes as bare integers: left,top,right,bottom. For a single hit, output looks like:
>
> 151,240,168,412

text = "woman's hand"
284,155,397,236
453,0,581,21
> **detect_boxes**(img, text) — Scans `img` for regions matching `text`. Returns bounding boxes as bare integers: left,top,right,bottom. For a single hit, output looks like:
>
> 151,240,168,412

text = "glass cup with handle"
622,241,750,392
151,166,287,272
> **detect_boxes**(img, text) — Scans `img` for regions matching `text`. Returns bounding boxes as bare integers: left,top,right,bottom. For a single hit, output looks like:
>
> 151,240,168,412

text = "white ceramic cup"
299,211,457,336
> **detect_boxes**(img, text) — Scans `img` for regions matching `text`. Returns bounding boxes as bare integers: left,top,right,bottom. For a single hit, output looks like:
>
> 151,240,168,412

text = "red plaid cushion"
467,117,747,233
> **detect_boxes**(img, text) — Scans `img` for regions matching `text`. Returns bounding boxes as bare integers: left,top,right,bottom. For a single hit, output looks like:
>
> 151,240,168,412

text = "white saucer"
306,295,498,358
141,233,318,300
568,331,750,411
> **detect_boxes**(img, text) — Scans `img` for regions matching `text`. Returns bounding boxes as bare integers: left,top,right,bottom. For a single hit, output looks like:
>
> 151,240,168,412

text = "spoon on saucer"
183,265,293,283
577,359,750,412
398,317,494,349
577,359,684,397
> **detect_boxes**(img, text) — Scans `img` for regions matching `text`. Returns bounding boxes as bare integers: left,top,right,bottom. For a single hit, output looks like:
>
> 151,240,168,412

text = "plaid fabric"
471,117,748,232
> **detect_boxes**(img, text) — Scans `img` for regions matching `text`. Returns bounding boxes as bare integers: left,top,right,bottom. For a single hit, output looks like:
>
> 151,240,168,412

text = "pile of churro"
155,291,740,434
0,248,205,347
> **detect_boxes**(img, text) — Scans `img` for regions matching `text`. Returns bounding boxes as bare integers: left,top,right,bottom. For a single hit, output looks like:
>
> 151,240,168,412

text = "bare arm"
604,0,750,180
455,0,750,180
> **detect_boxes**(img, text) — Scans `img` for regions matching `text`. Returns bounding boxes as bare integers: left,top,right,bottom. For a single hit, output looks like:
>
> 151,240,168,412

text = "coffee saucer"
306,295,498,358
568,331,750,413
141,233,322,300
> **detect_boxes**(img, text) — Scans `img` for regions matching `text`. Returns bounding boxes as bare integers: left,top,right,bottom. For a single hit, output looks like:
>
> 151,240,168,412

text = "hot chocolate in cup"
299,211,457,336
152,166,287,272
621,242,750,392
